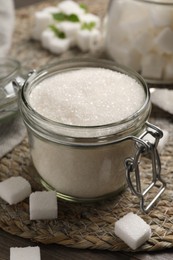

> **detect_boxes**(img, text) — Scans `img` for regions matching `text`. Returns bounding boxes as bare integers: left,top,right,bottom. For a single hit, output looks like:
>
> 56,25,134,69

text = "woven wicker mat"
1,114,173,252
1,0,173,253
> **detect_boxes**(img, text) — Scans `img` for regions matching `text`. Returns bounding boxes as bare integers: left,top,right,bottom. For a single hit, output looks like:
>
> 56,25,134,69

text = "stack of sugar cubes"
105,0,173,81
32,0,103,54
0,176,58,259
0,176,58,220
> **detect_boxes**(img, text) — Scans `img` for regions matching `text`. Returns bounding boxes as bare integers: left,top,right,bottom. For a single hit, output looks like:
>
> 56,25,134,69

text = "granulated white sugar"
28,67,146,198
29,68,145,126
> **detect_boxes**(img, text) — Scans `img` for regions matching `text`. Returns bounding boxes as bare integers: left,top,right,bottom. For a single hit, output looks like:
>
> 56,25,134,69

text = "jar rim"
20,58,151,141
123,0,173,5
0,58,21,84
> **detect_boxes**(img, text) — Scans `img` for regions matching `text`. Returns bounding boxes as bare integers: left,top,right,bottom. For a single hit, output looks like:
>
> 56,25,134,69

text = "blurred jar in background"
0,0,15,57
105,0,173,83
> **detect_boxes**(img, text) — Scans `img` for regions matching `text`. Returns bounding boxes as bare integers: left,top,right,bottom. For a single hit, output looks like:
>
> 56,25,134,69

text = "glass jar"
0,58,21,123
17,58,166,212
105,0,173,84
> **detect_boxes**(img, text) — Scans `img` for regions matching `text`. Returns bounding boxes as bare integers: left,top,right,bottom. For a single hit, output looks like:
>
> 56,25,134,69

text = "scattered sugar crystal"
154,27,173,55
141,53,164,79
151,89,173,115
29,68,145,126
114,212,151,250
29,191,57,220
10,246,41,260
0,176,31,205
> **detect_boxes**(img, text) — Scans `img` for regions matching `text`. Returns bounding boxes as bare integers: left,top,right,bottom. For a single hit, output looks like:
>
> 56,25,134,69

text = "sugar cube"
80,13,101,29
48,37,71,54
114,212,151,250
41,29,54,49
154,27,173,55
150,7,172,27
163,56,173,80
141,53,164,79
10,246,41,260
32,11,52,40
0,176,31,205
57,21,81,46
89,29,102,53
29,191,57,220
76,29,91,51
58,0,85,16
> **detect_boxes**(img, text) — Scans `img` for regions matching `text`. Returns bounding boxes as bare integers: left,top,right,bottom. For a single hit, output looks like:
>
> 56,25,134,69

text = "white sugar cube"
89,29,102,53
150,7,172,27
41,29,54,49
4,82,16,97
76,29,91,51
155,27,173,55
76,29,102,52
30,191,57,220
141,53,164,79
133,31,154,55
151,89,173,115
0,176,31,205
58,0,85,16
114,212,151,250
42,6,59,14
80,13,101,29
48,37,71,54
10,246,41,260
58,21,81,46
163,57,173,80
32,11,53,40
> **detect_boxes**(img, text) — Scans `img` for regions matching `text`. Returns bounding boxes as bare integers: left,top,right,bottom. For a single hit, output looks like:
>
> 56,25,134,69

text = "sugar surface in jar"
29,68,145,126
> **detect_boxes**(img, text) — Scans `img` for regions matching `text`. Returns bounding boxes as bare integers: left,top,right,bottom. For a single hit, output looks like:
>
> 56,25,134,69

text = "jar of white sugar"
17,58,166,212
105,0,173,84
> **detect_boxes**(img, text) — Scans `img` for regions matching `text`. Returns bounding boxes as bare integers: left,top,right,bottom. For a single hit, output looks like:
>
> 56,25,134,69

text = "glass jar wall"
19,58,151,202
105,0,173,84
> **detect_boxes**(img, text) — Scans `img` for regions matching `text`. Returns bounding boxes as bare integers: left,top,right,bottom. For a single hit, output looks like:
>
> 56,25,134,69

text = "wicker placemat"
1,0,173,252
0,115,173,252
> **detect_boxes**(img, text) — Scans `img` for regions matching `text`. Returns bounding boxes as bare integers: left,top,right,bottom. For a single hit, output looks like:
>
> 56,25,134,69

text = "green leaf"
49,25,66,39
52,12,67,22
52,12,80,23
81,22,96,31
68,14,80,22
79,3,87,12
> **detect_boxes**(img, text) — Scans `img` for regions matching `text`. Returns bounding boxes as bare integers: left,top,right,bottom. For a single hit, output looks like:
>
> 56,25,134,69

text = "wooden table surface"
1,0,173,259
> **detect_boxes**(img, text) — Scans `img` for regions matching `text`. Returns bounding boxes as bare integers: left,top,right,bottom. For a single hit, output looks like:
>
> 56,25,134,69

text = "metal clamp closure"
125,122,166,213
